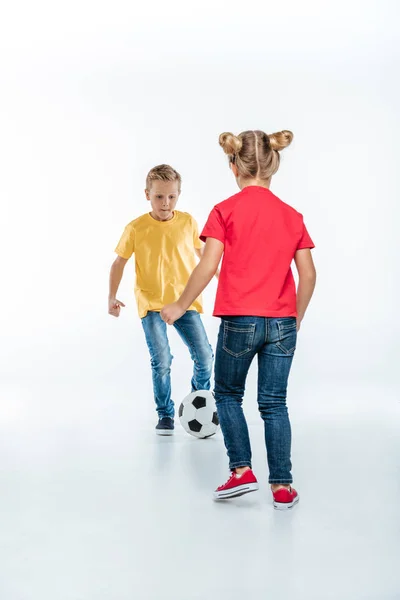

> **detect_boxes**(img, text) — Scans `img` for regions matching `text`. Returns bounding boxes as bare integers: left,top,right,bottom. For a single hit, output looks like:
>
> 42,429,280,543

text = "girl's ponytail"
268,130,293,152
219,132,243,157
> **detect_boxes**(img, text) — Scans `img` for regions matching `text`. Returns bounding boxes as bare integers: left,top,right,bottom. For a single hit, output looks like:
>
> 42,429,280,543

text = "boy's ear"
145,189,150,201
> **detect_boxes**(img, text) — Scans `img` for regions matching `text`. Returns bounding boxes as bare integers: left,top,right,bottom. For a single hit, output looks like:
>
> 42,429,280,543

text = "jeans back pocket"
222,321,256,358
276,318,297,355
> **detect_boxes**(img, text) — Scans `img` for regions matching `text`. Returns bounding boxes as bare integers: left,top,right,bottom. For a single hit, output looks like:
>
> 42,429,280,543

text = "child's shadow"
152,434,177,474
182,432,230,490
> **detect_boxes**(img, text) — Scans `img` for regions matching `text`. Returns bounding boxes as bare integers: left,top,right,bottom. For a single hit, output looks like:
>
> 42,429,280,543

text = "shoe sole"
213,482,259,500
273,495,300,510
156,429,174,436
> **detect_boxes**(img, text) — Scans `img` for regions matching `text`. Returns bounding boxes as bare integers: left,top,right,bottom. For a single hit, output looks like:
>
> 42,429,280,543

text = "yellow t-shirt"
115,211,204,318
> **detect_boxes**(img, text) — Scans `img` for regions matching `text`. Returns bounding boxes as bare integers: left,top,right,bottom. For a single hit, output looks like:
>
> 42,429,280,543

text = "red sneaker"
214,469,259,500
272,486,299,510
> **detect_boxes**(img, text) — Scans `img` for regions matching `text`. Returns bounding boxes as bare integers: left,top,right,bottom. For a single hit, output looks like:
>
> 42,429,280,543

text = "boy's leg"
214,317,260,470
173,311,214,391
141,311,174,419
257,317,297,484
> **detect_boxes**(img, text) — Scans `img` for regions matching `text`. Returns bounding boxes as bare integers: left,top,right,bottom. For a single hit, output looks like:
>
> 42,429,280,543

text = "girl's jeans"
214,316,297,484
141,311,214,419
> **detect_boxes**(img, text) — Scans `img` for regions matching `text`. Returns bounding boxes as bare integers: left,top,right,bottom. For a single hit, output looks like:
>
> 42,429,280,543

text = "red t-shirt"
200,186,315,318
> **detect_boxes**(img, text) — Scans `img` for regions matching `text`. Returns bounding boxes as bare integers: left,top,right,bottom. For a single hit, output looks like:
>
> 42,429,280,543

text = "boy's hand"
108,297,125,317
161,302,185,325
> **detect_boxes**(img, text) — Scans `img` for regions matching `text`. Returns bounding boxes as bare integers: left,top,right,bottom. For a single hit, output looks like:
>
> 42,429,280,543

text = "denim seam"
277,321,297,335
269,479,293,484
276,321,297,355
278,323,297,331
222,347,252,358
276,341,296,356
229,461,252,469
223,322,255,358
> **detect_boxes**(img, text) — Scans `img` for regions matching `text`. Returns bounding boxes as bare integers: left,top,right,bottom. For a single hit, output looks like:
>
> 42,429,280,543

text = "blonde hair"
219,129,293,181
146,164,182,191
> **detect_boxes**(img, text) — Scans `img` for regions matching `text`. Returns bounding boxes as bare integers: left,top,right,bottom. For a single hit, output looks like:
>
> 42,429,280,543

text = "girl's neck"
238,177,271,190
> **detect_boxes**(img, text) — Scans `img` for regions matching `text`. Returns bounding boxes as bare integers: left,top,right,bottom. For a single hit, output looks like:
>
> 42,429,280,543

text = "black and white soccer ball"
178,390,219,438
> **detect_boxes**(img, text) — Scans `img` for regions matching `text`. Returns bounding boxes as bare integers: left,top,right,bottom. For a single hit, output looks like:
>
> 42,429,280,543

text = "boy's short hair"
146,164,182,191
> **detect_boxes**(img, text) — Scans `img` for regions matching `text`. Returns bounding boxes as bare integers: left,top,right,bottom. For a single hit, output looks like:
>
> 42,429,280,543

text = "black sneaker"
155,417,174,436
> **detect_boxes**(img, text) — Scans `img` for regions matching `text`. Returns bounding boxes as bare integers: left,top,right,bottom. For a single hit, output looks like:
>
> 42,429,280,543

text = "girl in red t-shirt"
161,130,316,509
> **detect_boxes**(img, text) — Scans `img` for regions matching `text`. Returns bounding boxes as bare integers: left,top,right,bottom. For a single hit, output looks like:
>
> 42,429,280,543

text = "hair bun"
219,132,243,156
268,130,293,151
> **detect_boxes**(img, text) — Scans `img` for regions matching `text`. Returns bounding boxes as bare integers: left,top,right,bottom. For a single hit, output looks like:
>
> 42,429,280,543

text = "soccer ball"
178,390,219,439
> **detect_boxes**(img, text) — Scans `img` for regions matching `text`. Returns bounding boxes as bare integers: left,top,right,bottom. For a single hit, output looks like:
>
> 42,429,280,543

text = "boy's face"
145,180,180,222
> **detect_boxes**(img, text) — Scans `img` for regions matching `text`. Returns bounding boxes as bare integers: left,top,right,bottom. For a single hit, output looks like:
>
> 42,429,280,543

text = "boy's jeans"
214,316,297,484
141,311,214,419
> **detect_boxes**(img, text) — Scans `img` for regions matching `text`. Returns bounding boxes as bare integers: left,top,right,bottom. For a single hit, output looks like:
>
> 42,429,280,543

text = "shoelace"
218,472,236,489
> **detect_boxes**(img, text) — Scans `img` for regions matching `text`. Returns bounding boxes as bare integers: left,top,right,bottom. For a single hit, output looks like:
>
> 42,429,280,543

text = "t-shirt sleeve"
297,221,315,250
115,224,135,259
191,217,203,250
200,207,226,245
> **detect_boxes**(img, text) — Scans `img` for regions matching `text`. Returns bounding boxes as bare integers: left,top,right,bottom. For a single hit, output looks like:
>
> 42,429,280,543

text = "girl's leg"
141,311,174,419
214,317,259,470
173,311,214,391
257,317,297,485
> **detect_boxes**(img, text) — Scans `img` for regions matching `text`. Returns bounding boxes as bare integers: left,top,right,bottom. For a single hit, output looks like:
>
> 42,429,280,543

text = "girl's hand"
161,303,185,325
108,297,125,317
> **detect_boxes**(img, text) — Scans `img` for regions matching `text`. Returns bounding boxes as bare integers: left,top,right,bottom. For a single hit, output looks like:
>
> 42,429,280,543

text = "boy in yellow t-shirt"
108,164,214,435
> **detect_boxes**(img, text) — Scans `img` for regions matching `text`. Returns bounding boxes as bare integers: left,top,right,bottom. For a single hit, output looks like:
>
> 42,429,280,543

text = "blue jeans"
214,316,297,484
141,311,214,419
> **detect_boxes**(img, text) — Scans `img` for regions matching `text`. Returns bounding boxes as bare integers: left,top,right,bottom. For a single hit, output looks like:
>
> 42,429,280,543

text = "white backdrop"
0,0,398,391
1,4,400,599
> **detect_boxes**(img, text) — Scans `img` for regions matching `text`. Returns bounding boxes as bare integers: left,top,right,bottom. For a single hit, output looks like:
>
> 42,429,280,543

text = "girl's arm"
162,238,224,324
195,246,220,279
294,249,316,330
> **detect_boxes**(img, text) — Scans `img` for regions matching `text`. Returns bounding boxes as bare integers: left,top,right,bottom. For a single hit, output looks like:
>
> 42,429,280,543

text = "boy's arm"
108,256,128,317
195,247,220,279
294,249,316,331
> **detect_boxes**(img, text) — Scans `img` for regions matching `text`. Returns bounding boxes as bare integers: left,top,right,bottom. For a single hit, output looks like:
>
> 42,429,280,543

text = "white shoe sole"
156,429,174,436
273,495,300,510
213,482,259,500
